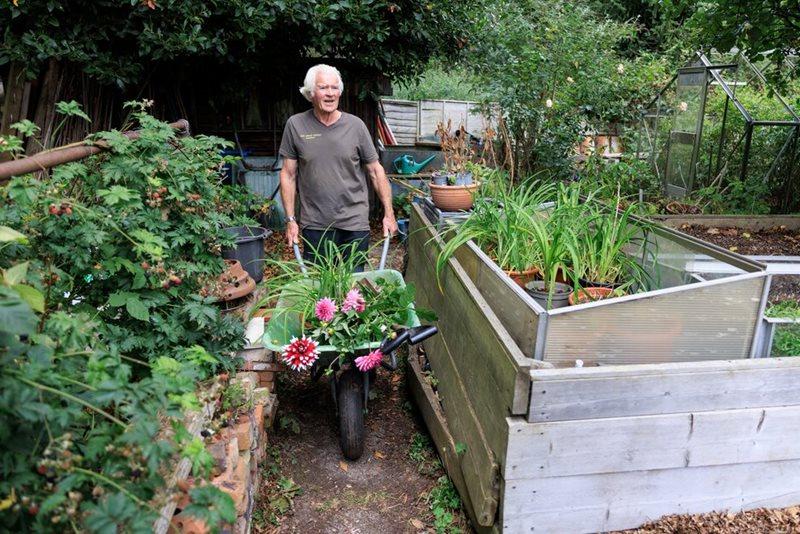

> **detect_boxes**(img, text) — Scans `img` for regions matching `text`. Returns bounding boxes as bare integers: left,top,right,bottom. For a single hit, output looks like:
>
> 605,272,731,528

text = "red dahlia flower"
281,336,320,371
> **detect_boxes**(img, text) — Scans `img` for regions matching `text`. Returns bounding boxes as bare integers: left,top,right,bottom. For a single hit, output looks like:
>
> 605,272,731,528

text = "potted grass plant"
521,208,579,310
569,195,652,304
436,180,556,287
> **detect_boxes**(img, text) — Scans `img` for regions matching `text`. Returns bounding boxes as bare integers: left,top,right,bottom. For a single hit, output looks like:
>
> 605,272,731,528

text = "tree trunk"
27,59,63,155
0,62,31,161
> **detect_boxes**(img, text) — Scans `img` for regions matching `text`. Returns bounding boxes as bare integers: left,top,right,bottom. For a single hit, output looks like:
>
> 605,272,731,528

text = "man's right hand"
286,221,300,247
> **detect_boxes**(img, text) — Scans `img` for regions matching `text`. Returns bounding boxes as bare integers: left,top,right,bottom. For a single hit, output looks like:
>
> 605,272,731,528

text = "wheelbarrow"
262,238,438,460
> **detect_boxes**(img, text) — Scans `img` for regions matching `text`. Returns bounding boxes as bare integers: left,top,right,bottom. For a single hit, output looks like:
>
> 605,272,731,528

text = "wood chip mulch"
619,505,800,533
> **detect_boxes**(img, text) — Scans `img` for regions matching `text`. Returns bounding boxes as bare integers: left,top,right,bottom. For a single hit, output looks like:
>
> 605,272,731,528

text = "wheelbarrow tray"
262,269,421,353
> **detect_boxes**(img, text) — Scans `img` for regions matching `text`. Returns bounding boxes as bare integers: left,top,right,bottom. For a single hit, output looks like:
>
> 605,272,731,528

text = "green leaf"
55,100,91,122
0,287,37,335
0,226,27,243
12,284,45,313
108,291,136,307
40,492,66,515
97,186,138,206
10,119,40,138
3,262,29,285
126,297,150,321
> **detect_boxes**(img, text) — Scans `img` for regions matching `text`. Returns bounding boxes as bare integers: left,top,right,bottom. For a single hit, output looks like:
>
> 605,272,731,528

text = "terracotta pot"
568,286,615,306
219,259,256,301
429,182,479,212
504,267,539,288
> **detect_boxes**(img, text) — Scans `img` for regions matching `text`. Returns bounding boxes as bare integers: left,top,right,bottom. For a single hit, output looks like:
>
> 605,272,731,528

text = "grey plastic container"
222,226,271,282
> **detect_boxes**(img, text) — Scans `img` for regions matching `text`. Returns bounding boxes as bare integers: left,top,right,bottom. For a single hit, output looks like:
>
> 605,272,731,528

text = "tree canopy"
0,0,476,86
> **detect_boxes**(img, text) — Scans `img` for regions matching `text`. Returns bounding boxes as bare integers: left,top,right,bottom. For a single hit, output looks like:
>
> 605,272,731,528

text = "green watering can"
392,154,436,175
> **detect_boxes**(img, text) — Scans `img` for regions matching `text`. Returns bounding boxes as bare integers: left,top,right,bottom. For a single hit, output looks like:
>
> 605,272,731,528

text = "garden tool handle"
378,235,390,270
292,243,308,274
408,325,439,345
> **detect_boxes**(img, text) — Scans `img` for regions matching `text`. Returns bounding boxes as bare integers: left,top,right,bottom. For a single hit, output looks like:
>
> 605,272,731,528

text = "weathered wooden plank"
407,217,502,525
408,352,496,534
453,242,543,358
408,205,532,416
502,465,800,534
502,458,800,529
529,357,800,422
506,405,800,480
424,330,499,526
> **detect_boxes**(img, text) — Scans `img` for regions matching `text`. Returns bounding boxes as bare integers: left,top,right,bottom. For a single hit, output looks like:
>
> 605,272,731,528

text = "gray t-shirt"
279,110,378,231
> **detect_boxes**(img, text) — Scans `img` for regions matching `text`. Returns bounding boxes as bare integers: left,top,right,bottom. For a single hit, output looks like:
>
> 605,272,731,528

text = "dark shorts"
301,228,370,271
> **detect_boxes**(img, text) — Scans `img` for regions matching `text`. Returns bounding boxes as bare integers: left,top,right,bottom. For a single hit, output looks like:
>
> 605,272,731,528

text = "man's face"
311,71,341,114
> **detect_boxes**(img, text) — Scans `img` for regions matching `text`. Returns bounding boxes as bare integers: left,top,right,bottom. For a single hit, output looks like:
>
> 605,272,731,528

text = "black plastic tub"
222,226,271,282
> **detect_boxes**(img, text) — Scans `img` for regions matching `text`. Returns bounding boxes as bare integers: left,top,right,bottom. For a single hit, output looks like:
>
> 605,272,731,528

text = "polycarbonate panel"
633,229,748,291
542,276,765,366
664,69,707,196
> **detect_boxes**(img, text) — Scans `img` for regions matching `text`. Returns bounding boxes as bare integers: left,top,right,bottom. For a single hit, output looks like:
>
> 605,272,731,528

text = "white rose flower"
545,98,554,108
616,63,625,74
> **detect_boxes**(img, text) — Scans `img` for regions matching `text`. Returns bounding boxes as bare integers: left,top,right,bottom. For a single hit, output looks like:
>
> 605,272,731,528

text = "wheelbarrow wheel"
338,369,365,460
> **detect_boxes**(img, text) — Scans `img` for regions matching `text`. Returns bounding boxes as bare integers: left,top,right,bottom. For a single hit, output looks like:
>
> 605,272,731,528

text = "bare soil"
254,366,444,534
678,224,800,304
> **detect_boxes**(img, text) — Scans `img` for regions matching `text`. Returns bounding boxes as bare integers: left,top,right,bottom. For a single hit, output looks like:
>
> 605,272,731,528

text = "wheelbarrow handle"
378,235,390,270
292,243,308,274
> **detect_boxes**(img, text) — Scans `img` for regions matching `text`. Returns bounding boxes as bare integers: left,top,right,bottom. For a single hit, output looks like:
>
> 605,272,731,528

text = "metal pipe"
740,122,754,182
751,120,800,126
0,119,190,182
715,95,730,176
697,53,753,123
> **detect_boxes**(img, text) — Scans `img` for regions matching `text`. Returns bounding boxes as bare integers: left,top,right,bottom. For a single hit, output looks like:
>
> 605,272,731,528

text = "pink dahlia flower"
341,288,366,313
314,297,337,322
354,349,383,372
281,336,320,371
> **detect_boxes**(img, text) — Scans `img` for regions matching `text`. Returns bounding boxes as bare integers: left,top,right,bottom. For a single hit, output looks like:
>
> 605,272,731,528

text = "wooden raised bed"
405,204,800,533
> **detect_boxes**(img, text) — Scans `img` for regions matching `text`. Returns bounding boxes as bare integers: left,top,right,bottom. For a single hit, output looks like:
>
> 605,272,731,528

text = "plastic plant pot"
524,280,572,310
222,226,271,282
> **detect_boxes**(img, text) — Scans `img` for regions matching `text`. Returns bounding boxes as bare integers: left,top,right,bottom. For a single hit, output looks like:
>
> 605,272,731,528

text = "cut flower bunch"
259,240,434,373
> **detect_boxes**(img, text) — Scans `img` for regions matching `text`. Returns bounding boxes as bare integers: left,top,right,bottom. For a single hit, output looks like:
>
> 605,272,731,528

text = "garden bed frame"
405,204,800,533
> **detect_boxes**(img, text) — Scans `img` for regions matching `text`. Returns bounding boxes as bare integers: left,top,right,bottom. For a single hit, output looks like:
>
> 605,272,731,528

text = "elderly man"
279,64,397,266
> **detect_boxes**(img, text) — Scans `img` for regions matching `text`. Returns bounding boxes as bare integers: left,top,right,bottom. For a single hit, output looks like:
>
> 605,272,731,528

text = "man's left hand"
382,215,398,237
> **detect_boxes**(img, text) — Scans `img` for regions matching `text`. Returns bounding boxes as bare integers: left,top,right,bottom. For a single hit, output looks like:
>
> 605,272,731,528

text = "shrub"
0,103,257,531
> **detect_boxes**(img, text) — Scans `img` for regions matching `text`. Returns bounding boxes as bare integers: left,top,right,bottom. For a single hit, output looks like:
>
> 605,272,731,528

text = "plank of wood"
502,479,800,534
408,204,532,416
408,351,496,533
506,405,800,480
529,357,800,422
454,242,543,358
501,458,800,531
423,332,499,526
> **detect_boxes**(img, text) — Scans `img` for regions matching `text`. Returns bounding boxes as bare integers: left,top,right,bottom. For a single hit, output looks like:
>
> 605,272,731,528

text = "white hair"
299,64,344,102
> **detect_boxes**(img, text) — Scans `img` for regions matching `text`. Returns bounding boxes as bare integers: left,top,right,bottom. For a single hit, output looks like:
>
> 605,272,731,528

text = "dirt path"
254,366,452,534
253,232,468,534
